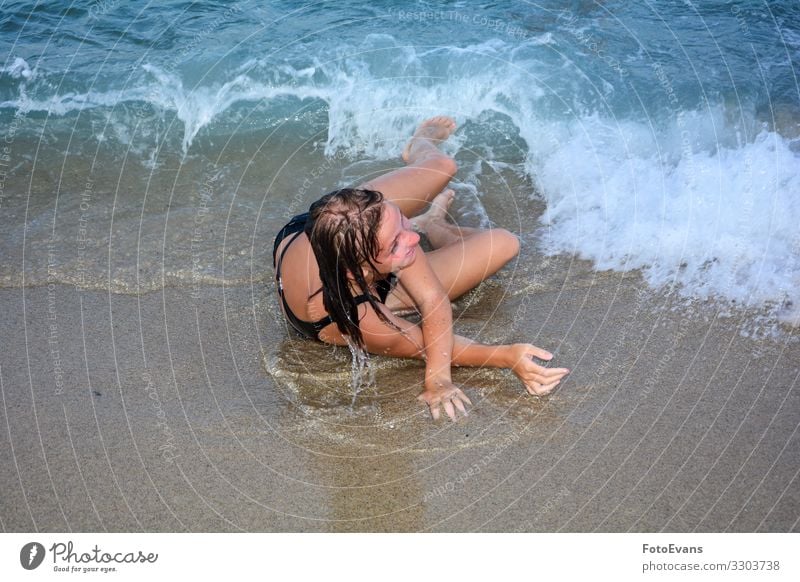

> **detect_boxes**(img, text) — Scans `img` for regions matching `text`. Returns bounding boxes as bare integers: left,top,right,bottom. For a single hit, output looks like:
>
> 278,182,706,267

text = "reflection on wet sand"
264,320,571,531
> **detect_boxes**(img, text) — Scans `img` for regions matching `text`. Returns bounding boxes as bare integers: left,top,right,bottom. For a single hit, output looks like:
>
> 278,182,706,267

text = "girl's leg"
385,191,520,310
359,116,458,218
424,228,520,300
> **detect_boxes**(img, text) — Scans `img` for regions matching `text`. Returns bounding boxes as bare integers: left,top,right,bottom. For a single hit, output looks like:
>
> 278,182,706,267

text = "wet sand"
2,255,798,532
1,125,797,532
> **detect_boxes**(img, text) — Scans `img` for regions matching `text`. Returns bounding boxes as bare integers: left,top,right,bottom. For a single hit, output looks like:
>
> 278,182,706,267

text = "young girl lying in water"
273,116,569,420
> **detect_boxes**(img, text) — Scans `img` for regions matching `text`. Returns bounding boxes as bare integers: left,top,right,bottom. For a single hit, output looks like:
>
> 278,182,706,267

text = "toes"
421,115,456,134
428,115,452,126
435,189,455,210
436,115,456,129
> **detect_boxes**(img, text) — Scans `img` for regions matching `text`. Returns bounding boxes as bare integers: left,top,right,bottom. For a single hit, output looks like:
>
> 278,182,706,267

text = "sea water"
1,0,798,326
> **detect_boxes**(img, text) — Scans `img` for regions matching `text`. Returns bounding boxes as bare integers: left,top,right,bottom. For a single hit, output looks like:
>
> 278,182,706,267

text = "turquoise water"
1,0,799,325
3,1,798,149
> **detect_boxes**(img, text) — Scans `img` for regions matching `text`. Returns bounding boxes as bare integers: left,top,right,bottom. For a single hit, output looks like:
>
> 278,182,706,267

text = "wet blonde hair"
304,188,395,349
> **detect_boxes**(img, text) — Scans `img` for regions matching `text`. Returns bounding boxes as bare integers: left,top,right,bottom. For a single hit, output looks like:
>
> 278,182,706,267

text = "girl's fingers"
443,399,456,421
525,371,569,384
419,388,471,421
539,380,561,394
534,365,570,376
528,366,570,380
527,346,553,360
527,379,560,395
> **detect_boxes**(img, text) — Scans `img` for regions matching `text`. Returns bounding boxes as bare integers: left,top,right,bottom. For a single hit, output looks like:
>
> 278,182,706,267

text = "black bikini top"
273,226,396,340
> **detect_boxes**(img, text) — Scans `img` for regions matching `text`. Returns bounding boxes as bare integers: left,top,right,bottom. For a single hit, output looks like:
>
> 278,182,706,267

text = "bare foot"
402,116,457,163
428,188,455,220
412,188,455,233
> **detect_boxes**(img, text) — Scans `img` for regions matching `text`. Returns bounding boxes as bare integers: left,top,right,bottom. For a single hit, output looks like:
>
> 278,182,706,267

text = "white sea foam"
300,39,800,323
527,112,800,321
1,65,332,156
2,35,797,322
2,57,34,80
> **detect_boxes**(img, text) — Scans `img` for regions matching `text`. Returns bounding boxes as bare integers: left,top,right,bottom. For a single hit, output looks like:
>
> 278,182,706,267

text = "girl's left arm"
393,250,456,392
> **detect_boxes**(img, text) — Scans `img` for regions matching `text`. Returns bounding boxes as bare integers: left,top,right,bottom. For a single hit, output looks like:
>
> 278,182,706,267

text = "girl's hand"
418,380,472,421
509,343,570,396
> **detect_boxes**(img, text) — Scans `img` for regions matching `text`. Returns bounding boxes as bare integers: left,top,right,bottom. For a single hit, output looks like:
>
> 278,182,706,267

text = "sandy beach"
2,251,797,532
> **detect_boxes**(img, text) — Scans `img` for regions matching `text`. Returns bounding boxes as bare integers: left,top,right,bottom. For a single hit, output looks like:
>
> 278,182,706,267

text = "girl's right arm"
450,338,570,396
356,306,569,409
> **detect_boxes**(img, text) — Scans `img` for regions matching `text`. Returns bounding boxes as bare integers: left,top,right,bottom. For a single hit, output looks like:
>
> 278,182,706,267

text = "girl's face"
373,202,420,274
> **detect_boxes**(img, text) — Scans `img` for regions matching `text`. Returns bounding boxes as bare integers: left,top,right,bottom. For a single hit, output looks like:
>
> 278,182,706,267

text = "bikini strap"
275,231,303,290
275,233,388,338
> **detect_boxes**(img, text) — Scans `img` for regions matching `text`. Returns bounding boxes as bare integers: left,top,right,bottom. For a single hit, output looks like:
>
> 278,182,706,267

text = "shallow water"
2,1,798,332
